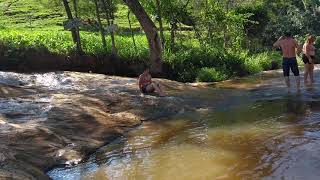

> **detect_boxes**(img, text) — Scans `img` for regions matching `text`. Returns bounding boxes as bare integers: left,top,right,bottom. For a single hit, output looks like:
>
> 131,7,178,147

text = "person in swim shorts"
138,67,165,96
273,32,301,91
302,35,316,85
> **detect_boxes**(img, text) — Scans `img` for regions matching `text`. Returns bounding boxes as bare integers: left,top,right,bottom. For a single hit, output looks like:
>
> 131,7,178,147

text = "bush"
0,29,149,60
196,67,227,82
0,29,283,83
164,46,282,82
249,51,282,71
315,36,320,63
244,57,263,74
164,47,229,82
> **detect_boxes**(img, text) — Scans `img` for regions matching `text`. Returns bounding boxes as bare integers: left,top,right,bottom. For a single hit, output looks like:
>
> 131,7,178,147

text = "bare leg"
310,64,314,84
304,64,309,85
295,76,300,92
284,76,290,88
151,82,165,96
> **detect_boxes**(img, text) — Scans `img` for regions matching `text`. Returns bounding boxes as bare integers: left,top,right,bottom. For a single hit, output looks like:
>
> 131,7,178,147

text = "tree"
123,0,162,74
93,0,107,50
62,0,83,54
101,0,118,56
127,10,137,50
72,0,83,53
154,0,165,49
261,0,320,46
142,0,194,51
164,0,194,51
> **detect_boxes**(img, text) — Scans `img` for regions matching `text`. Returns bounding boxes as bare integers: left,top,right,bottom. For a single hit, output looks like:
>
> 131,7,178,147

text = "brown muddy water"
46,67,320,180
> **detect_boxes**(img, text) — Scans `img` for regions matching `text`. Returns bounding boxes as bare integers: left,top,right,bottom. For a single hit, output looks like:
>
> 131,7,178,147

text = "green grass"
0,0,141,30
0,29,149,60
0,0,65,30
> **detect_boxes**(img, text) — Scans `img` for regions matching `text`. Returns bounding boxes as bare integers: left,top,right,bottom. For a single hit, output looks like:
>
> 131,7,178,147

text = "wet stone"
0,71,208,179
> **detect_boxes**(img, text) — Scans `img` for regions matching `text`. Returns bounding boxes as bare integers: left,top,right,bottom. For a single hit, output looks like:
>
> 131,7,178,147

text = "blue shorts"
282,57,299,77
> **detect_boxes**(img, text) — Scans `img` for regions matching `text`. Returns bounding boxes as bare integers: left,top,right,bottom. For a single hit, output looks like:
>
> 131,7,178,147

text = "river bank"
0,54,147,77
0,29,284,83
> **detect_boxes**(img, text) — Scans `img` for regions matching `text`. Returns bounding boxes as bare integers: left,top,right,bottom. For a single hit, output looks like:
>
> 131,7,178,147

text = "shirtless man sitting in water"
138,68,165,96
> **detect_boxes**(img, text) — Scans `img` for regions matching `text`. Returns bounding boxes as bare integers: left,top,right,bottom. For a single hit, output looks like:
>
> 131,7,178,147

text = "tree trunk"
62,0,82,54
123,0,162,74
72,0,82,54
101,0,118,56
127,10,137,51
94,0,107,50
170,22,176,51
73,0,78,18
155,0,165,49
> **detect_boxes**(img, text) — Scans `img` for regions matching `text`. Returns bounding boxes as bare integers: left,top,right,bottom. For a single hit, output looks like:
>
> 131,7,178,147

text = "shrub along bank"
0,29,285,82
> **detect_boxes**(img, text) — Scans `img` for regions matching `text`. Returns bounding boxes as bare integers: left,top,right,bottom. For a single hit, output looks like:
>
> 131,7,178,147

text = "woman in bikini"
138,68,165,96
302,35,316,85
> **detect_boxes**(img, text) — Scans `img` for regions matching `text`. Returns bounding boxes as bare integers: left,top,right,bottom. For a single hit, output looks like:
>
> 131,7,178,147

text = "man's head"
284,31,292,38
143,65,150,74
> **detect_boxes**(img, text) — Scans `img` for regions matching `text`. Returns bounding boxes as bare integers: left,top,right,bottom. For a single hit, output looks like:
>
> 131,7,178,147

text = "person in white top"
302,35,316,85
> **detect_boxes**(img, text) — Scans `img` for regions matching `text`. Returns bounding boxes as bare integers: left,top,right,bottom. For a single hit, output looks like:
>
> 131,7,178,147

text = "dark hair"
284,31,292,38
144,64,150,69
143,64,150,72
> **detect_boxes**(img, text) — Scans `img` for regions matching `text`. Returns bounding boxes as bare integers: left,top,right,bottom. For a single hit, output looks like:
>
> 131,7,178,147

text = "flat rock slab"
0,71,210,180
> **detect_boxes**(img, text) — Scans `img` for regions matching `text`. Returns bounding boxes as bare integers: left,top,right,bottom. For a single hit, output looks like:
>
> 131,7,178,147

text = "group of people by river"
137,33,317,96
273,33,317,92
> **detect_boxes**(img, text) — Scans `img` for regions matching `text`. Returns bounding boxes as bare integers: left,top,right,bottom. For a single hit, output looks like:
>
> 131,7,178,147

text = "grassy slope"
0,0,64,30
0,0,140,30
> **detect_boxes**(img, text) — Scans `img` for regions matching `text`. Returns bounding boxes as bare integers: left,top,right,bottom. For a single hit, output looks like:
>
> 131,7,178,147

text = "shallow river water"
23,68,320,180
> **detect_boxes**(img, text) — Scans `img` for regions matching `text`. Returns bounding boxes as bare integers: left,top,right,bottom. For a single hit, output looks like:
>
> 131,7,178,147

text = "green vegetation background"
1,0,318,82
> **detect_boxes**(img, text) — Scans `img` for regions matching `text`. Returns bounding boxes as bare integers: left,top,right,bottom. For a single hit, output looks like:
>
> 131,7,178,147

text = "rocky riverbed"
0,71,236,179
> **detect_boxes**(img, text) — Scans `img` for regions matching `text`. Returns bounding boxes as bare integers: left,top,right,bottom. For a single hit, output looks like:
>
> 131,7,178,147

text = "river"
43,67,320,180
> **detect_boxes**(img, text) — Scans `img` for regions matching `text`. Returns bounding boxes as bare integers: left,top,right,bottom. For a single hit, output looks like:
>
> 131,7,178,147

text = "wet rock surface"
46,67,320,180
0,71,217,180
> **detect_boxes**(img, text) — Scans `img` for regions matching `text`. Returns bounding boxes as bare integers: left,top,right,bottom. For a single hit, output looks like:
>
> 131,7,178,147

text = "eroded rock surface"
0,71,214,180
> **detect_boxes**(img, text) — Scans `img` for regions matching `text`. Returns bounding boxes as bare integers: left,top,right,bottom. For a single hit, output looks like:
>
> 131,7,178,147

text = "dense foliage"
0,0,319,82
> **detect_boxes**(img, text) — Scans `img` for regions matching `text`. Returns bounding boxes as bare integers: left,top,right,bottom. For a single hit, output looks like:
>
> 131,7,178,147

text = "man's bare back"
273,37,300,58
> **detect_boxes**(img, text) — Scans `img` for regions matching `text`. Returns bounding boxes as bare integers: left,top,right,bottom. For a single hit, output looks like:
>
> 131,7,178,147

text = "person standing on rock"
138,67,165,96
273,32,301,92
302,35,316,86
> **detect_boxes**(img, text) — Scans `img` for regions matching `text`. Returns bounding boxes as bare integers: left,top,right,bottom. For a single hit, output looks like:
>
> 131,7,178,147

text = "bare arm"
273,41,280,48
294,40,302,55
138,75,143,90
273,36,283,48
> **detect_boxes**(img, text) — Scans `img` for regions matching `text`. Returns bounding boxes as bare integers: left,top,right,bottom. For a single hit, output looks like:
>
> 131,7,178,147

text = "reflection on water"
48,90,320,180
